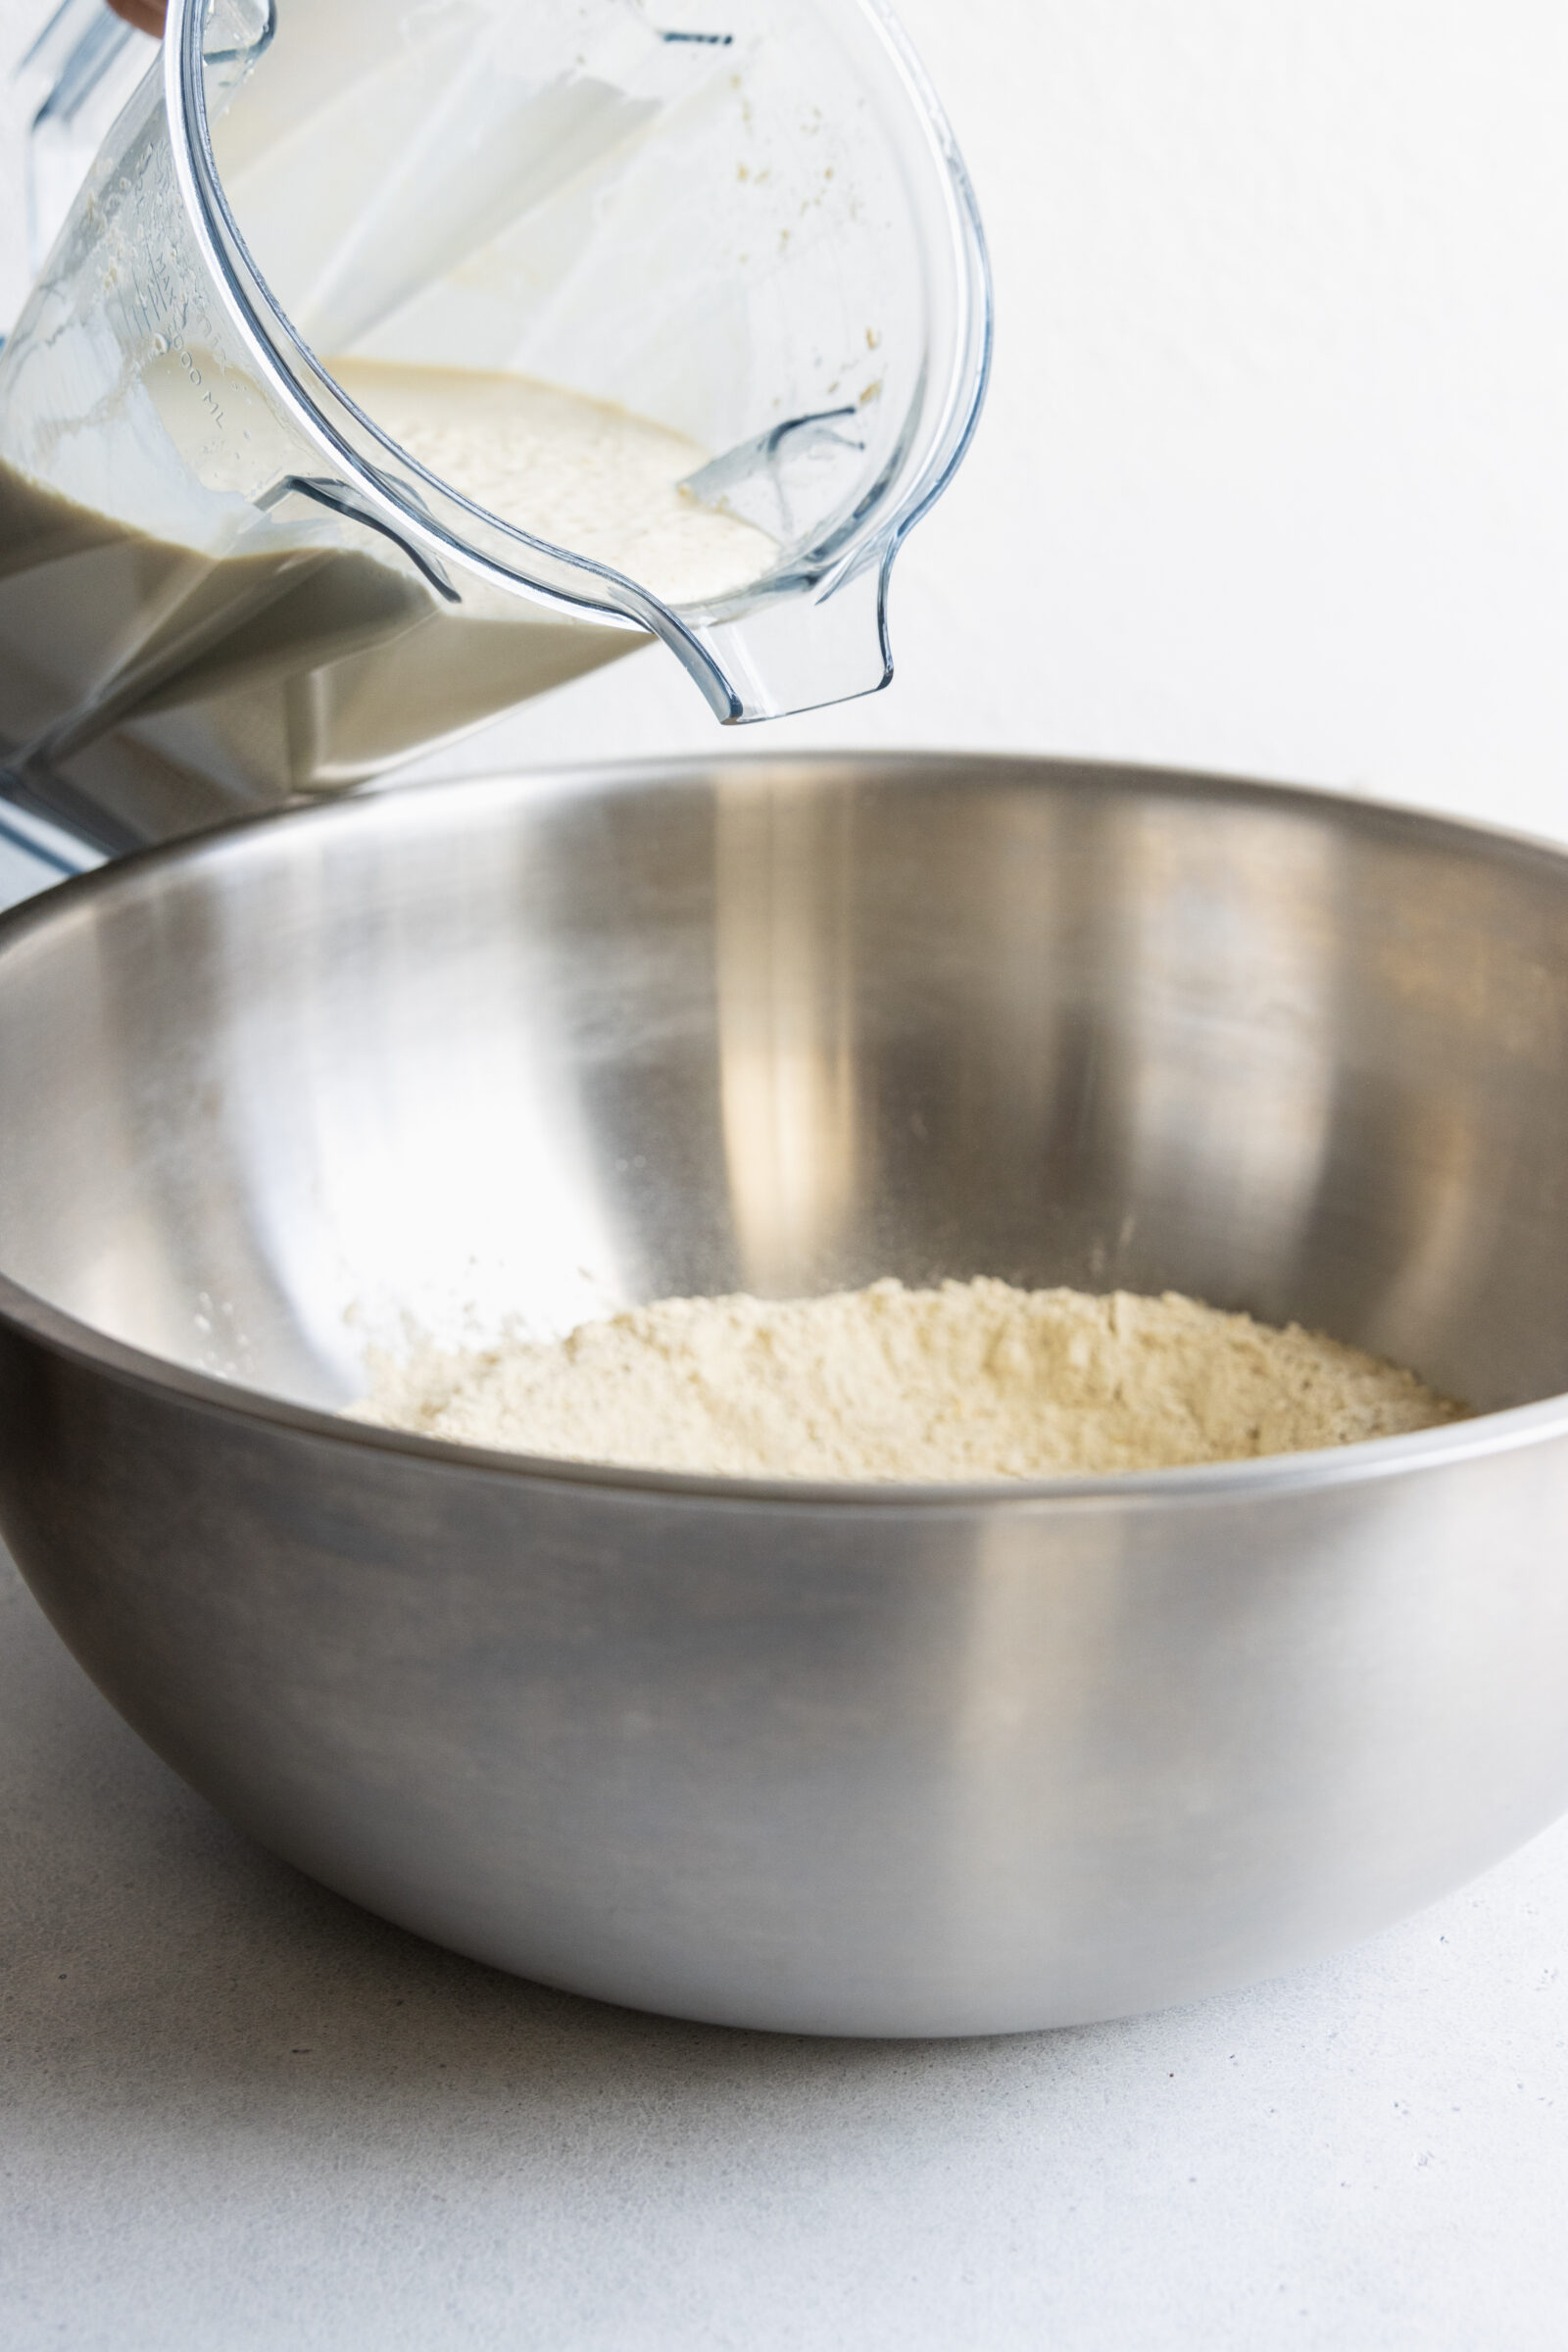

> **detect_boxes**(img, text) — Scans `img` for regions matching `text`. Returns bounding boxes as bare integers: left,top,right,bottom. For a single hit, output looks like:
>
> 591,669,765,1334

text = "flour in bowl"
349,1278,1466,1480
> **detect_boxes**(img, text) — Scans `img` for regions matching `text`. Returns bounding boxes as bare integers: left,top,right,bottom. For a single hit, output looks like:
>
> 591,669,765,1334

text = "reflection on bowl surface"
1,754,1567,2034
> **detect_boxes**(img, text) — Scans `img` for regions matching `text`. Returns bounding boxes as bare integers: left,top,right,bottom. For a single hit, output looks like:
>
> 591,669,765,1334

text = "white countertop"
4,1531,1566,2351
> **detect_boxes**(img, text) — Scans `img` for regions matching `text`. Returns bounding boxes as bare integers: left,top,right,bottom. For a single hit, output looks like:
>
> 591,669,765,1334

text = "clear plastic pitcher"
0,0,989,854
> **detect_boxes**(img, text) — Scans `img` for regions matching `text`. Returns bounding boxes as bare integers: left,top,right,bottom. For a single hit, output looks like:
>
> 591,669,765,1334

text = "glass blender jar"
0,0,990,855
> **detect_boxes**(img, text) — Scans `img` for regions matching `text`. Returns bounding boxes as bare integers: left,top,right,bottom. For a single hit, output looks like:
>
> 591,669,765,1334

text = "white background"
441,0,1568,847
3,5,1568,2346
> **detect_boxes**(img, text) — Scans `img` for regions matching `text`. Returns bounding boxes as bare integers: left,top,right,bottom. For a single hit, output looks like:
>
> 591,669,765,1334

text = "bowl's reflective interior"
2,756,1565,1430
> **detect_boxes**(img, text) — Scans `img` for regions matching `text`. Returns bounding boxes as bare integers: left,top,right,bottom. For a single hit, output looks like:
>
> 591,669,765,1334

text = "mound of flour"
350,1278,1465,1480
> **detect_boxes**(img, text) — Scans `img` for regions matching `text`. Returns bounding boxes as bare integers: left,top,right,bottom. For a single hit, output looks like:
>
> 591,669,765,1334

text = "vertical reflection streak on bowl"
1105,796,1341,1319
715,773,860,1296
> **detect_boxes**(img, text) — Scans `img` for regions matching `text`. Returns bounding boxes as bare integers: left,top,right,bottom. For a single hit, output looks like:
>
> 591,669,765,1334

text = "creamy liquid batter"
328,361,770,607
0,365,772,789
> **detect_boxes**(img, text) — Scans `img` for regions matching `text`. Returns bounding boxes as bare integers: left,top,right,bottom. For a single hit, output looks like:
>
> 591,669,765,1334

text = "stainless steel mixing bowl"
2,753,1567,2036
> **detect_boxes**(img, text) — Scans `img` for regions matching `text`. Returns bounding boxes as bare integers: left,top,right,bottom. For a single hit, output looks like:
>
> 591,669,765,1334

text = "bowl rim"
5,747,1568,1514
